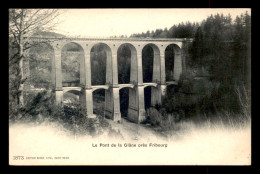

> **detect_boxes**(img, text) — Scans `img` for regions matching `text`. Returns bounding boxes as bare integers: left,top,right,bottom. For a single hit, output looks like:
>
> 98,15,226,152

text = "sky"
53,8,251,37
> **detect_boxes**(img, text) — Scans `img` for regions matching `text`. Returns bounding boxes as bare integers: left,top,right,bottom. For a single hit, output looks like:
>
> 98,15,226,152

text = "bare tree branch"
9,8,61,107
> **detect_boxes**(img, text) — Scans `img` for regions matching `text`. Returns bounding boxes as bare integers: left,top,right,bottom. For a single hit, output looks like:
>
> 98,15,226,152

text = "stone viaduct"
26,37,192,123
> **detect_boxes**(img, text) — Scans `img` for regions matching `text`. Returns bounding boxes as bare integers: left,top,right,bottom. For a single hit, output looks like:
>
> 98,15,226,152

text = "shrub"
10,89,112,136
146,107,178,132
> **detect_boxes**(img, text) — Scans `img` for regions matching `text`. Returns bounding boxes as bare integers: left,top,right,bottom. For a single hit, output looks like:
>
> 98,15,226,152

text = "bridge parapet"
24,36,193,42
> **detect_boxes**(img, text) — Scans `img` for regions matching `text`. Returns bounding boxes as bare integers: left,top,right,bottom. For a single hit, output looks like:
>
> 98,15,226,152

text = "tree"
9,9,61,114
146,30,150,37
187,12,251,113
190,27,205,68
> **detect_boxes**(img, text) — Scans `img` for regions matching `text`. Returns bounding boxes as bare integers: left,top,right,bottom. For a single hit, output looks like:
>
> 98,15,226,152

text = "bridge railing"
23,36,193,42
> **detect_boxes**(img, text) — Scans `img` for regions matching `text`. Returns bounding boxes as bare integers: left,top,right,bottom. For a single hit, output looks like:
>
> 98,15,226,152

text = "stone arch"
142,43,161,83
63,87,81,94
118,85,134,90
117,43,137,84
61,42,85,87
90,43,112,85
143,83,158,88
92,86,109,92
165,43,182,81
63,89,81,96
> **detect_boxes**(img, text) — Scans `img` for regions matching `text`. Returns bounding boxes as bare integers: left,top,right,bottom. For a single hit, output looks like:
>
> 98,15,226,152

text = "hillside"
32,31,66,38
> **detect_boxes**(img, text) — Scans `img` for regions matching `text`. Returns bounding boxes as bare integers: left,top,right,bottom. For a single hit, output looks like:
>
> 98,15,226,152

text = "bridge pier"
127,50,146,123
173,53,182,81
82,89,95,118
104,87,121,122
104,48,121,122
160,84,167,97
104,88,112,119
112,87,121,122
137,85,146,123
128,85,146,123
53,45,63,107
151,86,160,106
55,90,63,106
152,84,167,106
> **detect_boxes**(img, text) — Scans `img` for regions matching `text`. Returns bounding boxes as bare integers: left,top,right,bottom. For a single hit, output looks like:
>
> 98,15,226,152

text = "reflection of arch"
142,43,161,83
165,43,182,81
90,43,112,85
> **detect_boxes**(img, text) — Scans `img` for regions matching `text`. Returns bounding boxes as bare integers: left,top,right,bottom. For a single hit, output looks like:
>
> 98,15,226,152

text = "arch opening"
144,85,159,111
142,44,161,83
92,88,106,116
24,42,54,105
119,88,129,118
165,44,181,81
142,45,154,83
91,43,111,86
63,90,81,120
27,42,54,90
144,86,152,110
117,44,133,84
61,42,84,87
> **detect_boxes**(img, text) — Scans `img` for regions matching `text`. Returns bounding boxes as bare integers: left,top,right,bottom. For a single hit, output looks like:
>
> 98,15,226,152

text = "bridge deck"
25,36,193,42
